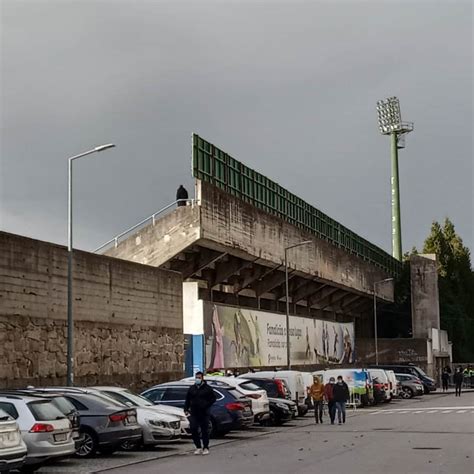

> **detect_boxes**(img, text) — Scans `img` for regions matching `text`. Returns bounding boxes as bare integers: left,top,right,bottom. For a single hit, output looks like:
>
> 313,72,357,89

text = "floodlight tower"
376,97,413,261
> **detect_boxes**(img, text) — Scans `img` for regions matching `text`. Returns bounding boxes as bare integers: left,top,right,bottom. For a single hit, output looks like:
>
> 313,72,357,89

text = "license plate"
0,431,20,448
54,433,68,442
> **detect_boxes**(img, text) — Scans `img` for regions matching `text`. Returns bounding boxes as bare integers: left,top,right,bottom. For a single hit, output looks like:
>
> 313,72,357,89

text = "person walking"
333,375,350,425
184,371,217,455
324,377,336,425
453,367,464,397
441,368,450,392
309,376,325,424
176,185,189,206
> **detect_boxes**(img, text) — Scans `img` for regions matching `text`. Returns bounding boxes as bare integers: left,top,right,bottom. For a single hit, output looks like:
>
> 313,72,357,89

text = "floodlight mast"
376,97,413,262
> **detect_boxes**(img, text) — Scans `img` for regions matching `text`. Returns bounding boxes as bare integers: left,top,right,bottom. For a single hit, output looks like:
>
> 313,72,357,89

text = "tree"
423,218,474,362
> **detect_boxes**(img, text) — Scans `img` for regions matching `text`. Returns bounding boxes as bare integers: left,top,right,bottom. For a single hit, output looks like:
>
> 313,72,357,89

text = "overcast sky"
1,0,472,257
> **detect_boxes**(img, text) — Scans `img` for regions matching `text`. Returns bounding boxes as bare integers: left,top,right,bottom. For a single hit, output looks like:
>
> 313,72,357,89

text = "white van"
384,370,399,398
367,368,392,402
312,369,373,407
239,371,308,416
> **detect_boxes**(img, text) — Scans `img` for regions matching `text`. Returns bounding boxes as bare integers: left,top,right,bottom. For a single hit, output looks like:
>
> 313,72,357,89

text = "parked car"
89,387,182,446
0,394,75,469
371,377,387,404
1,390,84,451
395,373,424,398
312,369,374,407
0,407,27,473
186,376,270,424
239,371,308,416
237,377,290,400
141,381,252,436
367,369,392,403
369,364,436,394
30,388,142,457
267,398,295,426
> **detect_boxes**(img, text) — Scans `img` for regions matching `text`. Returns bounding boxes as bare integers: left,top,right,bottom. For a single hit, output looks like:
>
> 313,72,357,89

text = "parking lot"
37,392,474,473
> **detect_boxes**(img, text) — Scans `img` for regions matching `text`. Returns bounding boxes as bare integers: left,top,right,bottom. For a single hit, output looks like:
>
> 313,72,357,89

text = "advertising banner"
204,303,354,369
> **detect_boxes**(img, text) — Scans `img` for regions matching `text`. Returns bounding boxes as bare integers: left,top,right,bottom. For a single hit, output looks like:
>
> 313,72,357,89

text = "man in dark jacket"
176,185,189,206
332,375,350,424
453,367,464,397
184,371,217,455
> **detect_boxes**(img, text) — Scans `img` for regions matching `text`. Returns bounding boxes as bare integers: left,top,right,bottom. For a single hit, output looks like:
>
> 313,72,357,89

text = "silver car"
87,388,182,448
0,408,27,472
91,387,190,436
0,394,75,468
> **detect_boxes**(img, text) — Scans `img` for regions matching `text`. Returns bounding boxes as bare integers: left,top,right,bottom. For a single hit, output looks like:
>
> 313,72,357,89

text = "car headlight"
147,419,166,427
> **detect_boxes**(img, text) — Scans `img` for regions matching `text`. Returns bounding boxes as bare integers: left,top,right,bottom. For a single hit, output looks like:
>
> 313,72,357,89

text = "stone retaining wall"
0,231,184,390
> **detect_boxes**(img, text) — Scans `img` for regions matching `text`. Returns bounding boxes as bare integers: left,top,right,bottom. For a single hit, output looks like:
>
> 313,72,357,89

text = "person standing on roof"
184,371,217,455
176,185,188,206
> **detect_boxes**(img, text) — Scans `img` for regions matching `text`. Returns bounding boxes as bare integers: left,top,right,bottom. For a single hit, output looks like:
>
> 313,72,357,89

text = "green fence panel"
192,134,401,276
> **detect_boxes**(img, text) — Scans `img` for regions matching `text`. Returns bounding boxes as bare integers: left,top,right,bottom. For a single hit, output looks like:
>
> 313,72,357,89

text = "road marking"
456,410,467,413
426,410,437,413
441,410,452,413
413,410,424,414
398,411,410,414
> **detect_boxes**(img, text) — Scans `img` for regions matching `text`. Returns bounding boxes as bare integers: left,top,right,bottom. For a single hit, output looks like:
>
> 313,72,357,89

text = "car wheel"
403,387,414,399
76,429,98,457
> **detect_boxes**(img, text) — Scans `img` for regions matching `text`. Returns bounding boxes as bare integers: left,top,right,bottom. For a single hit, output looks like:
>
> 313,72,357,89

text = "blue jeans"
335,401,346,423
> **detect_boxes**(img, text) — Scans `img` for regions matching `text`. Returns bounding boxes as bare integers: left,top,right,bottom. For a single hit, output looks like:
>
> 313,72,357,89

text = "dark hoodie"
332,381,350,402
184,381,217,416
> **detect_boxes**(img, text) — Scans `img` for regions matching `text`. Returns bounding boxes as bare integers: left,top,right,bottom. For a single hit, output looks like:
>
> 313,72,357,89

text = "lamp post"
67,144,115,386
376,97,413,261
284,240,312,369
373,277,394,366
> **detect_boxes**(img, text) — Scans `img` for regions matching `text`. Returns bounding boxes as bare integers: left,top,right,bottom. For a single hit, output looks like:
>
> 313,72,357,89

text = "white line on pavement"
456,410,467,413
441,410,452,413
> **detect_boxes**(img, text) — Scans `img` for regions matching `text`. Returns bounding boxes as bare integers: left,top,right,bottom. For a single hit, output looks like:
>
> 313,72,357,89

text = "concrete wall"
410,254,440,338
198,181,394,301
0,232,184,390
106,203,201,267
356,337,428,367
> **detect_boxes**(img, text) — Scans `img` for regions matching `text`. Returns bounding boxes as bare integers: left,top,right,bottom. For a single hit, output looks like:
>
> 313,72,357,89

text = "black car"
267,398,294,426
243,378,290,400
31,388,142,457
369,364,436,394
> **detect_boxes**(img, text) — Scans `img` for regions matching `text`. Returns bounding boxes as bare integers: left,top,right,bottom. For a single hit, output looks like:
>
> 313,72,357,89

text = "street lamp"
67,143,115,386
373,277,394,365
284,240,312,369
376,97,413,261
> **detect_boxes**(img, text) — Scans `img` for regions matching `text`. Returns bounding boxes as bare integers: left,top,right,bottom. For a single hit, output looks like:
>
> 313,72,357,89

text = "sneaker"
202,448,210,455
194,448,203,455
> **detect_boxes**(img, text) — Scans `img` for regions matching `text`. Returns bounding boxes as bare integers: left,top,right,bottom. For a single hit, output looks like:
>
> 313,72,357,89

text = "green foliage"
423,218,474,362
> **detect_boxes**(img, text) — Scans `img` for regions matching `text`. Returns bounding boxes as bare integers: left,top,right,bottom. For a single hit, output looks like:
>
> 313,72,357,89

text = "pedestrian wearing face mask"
324,377,336,424
184,371,217,455
333,375,350,425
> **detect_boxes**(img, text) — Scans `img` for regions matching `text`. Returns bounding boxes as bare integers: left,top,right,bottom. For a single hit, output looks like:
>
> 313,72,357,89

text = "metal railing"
94,199,198,253
192,133,402,277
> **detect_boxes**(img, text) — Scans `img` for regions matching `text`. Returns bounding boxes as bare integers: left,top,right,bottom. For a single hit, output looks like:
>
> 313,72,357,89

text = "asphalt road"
98,392,474,474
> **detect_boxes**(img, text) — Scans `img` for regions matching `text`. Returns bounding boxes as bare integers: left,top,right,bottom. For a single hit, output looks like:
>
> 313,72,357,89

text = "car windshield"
414,367,428,377
120,390,154,407
0,408,11,421
28,401,65,421
51,397,76,415
239,381,261,391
